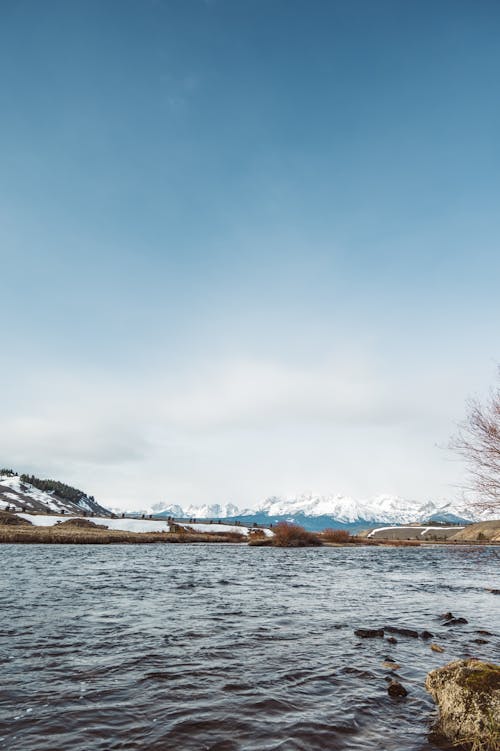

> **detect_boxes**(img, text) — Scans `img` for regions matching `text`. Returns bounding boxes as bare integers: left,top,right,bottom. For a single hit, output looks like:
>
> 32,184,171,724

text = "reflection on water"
0,544,498,750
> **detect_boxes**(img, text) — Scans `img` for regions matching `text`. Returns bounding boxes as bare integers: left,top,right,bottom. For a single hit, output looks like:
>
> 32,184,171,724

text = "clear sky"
1,0,499,509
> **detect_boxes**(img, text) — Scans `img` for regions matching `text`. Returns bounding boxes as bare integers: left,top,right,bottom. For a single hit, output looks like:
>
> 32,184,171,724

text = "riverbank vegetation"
1,513,498,546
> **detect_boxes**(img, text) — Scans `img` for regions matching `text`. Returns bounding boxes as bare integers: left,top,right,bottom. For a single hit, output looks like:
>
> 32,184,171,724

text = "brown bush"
248,528,267,539
271,522,322,547
321,528,351,543
169,522,188,534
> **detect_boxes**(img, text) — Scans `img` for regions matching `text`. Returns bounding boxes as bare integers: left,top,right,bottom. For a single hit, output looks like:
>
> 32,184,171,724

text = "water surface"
0,544,498,750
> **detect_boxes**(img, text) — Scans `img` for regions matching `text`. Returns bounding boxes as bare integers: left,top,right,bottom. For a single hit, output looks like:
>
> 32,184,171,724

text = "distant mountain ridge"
144,493,489,531
0,471,110,517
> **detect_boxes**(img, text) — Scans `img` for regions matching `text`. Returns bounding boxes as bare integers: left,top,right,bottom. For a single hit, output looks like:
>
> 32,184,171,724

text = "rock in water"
439,611,453,621
444,617,468,626
430,643,445,653
384,625,419,638
425,659,500,750
387,680,408,698
420,630,434,640
354,628,384,638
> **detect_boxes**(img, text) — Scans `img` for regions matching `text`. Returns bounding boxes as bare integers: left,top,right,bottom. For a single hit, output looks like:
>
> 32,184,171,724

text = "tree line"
19,474,95,505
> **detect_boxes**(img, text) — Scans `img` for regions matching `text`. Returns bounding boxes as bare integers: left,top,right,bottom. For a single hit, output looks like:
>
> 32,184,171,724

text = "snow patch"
17,514,170,534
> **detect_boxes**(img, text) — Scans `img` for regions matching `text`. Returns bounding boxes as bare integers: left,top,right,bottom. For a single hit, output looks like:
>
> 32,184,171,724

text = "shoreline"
0,525,247,545
1,524,499,545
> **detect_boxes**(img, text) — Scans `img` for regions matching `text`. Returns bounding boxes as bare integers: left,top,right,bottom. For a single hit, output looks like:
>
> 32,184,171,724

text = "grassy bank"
0,522,246,545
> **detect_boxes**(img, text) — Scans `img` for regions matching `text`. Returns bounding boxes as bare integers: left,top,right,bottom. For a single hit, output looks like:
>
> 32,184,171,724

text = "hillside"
450,520,500,542
0,471,111,516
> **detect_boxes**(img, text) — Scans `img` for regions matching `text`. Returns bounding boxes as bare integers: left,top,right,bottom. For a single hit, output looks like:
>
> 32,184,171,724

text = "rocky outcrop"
425,659,500,750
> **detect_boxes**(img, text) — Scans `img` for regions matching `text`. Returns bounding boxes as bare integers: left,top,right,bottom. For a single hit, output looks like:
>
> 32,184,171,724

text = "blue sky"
1,0,499,508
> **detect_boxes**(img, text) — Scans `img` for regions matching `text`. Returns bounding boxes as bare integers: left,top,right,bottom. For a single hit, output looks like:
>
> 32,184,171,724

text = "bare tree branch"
450,368,500,512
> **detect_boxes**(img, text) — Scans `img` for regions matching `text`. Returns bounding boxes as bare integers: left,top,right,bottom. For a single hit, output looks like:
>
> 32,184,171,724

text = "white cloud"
0,355,473,509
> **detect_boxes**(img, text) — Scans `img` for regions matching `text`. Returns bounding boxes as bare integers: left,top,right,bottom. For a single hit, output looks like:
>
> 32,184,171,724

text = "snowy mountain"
0,472,111,516
152,493,488,531
135,501,242,519
256,493,482,524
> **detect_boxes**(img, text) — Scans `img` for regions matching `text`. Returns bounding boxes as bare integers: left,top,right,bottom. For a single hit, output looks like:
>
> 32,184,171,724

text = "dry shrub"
218,531,246,542
322,528,351,543
248,529,266,539
272,522,322,547
169,522,188,534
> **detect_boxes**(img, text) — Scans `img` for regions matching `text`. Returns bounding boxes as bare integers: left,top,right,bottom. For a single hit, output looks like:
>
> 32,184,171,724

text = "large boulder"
425,659,500,750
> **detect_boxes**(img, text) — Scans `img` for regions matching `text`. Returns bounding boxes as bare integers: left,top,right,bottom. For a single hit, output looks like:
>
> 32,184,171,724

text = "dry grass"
56,518,108,529
380,539,421,547
321,528,352,543
0,511,32,526
0,524,246,545
451,520,500,543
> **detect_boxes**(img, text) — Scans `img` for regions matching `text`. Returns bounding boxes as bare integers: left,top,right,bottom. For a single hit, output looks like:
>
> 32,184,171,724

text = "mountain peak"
132,493,489,530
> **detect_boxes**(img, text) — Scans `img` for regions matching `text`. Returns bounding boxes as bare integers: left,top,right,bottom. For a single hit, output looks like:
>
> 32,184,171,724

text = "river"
0,544,498,750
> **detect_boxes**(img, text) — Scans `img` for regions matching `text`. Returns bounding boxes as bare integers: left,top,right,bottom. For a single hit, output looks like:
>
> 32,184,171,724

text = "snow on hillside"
0,474,110,516
0,475,68,513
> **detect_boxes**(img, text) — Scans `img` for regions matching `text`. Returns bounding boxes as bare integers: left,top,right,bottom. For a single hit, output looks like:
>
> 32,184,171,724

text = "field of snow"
17,514,170,533
367,525,464,538
15,515,274,537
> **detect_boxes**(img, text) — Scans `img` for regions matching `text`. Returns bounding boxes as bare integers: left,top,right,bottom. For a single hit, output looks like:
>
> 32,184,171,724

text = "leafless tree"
450,369,500,512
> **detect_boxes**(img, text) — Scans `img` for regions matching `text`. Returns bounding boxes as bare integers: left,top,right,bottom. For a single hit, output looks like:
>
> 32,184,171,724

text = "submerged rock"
384,625,419,638
354,628,384,638
425,659,500,750
382,660,401,670
387,679,408,698
444,617,468,626
420,630,434,640
439,611,453,621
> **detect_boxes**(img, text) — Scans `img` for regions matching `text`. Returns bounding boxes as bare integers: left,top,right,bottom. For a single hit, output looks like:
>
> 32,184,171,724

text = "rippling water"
0,544,499,750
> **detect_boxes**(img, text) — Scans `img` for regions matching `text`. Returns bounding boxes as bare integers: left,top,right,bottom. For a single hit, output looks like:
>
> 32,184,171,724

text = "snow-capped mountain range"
135,493,491,531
